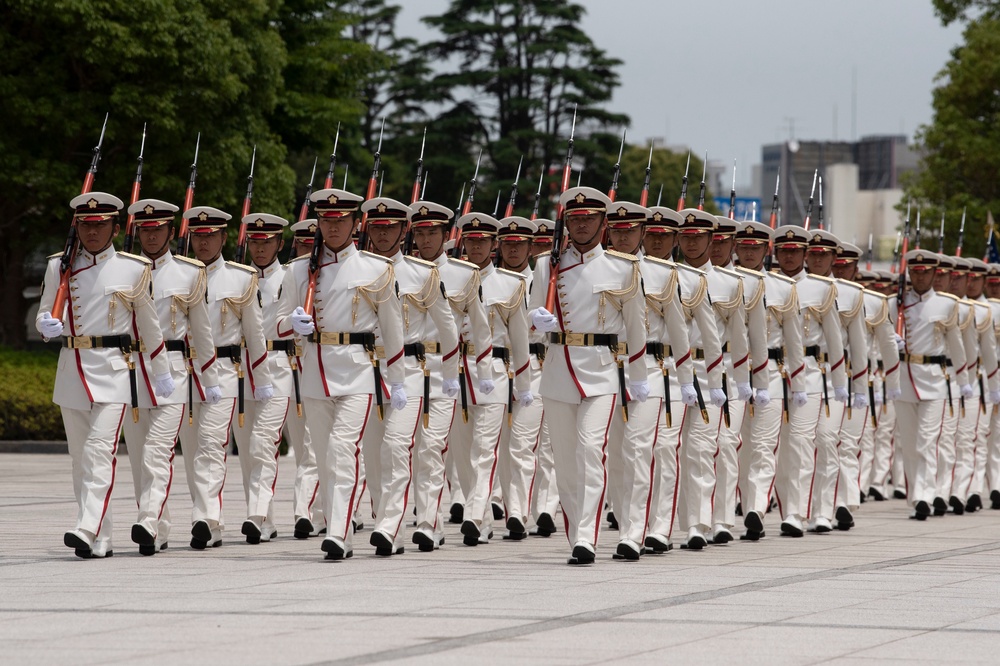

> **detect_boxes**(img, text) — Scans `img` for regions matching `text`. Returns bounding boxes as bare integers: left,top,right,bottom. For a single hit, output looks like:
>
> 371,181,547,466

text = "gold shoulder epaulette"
862,288,888,302
119,251,152,265
808,273,835,284
360,250,392,263
939,292,960,301
643,255,675,267
533,250,552,258
404,255,437,268
496,267,526,281
47,252,62,260
447,257,479,271
675,262,707,276
735,266,765,279
225,261,257,274
765,271,796,285
713,265,743,280
173,254,205,269
989,297,1000,305
286,254,309,264
606,249,639,262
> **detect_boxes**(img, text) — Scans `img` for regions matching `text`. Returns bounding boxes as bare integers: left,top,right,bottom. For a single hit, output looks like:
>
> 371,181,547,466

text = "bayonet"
676,150,691,210
324,122,341,189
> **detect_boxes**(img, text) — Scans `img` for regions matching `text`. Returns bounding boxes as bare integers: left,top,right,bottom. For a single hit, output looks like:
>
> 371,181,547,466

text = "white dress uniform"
897,251,969,518
232,214,292,544
123,199,219,554
179,206,272,549
38,192,171,558
528,187,647,564
985,287,1000,507
275,188,405,559
868,273,903,499
932,257,964,514
356,198,460,556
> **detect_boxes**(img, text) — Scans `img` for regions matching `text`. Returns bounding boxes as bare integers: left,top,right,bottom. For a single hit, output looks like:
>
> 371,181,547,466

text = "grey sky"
396,1,963,187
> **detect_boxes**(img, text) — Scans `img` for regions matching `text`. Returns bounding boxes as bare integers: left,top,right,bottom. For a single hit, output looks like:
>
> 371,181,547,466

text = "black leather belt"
804,345,827,362
548,332,618,347
902,353,947,365
877,360,884,371
646,342,672,358
529,342,546,359
307,331,376,347
165,339,187,354
267,339,296,353
62,334,133,352
404,342,426,359
216,344,243,362
768,348,784,362
493,347,510,363
693,348,710,360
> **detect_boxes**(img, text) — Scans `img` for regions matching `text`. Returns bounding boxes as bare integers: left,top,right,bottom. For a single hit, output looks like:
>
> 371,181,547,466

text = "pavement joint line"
304,539,1000,666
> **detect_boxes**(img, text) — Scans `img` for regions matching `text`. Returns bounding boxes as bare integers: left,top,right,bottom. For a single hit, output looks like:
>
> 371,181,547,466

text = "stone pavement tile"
850,629,1000,662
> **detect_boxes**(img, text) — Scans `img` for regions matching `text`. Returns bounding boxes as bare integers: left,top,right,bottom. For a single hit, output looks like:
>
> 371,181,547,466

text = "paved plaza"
3,451,1000,665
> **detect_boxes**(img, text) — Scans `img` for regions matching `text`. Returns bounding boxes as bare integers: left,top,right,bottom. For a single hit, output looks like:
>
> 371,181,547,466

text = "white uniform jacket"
863,290,901,395
789,270,847,394
641,256,693,395
899,289,968,402
761,270,807,393
431,253,492,399
253,259,294,399
676,263,724,390
835,278,871,392
702,264,751,389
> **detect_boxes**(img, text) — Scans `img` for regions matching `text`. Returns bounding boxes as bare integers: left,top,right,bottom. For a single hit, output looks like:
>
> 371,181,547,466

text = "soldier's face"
677,231,711,266
806,249,835,276
248,236,283,268
78,218,119,254
608,226,643,255
499,239,531,271
775,246,805,275
734,243,767,270
566,212,605,250
464,236,495,268
319,214,356,251
933,269,951,292
137,224,174,260
986,279,1000,299
368,222,404,256
414,226,445,260
967,274,985,299
530,240,552,257
191,230,225,264
832,262,858,281
292,239,312,258
949,271,968,297
709,235,734,267
642,231,675,260
909,267,935,294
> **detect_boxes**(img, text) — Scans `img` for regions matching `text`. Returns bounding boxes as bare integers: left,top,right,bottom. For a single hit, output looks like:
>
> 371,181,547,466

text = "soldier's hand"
833,386,850,403
479,378,495,395
290,306,315,336
254,384,274,401
628,381,650,403
153,372,175,398
792,391,809,408
991,389,1000,405
894,333,905,352
205,385,223,405
737,382,753,401
680,383,698,406
853,392,868,411
754,388,771,407
961,383,974,399
390,383,407,410
529,307,559,333
886,387,902,401
37,312,63,339
442,377,461,399
873,390,884,407
709,388,727,408
517,390,534,408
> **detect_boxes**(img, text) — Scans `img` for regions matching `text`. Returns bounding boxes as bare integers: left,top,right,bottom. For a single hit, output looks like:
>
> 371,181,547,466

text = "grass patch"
0,346,63,440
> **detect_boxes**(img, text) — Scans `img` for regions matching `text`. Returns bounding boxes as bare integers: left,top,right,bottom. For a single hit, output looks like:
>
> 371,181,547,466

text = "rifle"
323,122,342,189
504,155,523,218
957,207,966,257
176,133,200,257
356,118,386,253
121,124,148,253
803,169,818,230
51,114,109,321
544,104,578,313
449,148,483,258
403,128,428,256
764,169,780,271
676,151,691,210
914,205,922,249
655,184,663,207
696,152,708,210
817,176,824,231
891,230,901,273
233,145,257,264
938,206,946,253
607,128,627,202
896,200,912,337
421,171,429,199
639,143,654,207
492,190,501,217
727,159,737,220
866,232,873,271
297,157,319,223
530,170,545,221
342,164,349,189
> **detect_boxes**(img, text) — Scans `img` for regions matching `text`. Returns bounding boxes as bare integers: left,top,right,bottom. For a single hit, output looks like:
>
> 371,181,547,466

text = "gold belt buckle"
464,342,476,355
615,342,627,355
267,340,275,351
374,345,386,359
137,340,147,353
72,336,93,349
423,341,440,354
563,332,584,346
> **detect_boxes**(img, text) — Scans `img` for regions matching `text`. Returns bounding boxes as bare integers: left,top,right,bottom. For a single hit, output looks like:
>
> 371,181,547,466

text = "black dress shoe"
506,516,526,534
568,544,595,565
503,531,527,541
991,490,1000,510
75,549,113,559
412,531,436,552
735,502,743,517
294,518,314,540
321,539,348,560
460,520,480,546
190,520,212,549
131,524,155,546
869,487,886,502
139,544,156,556
893,489,907,500
967,494,983,512
949,496,966,515
712,529,734,544
644,536,670,553
242,520,263,545
681,536,706,550
606,511,618,530
613,541,641,561
743,511,764,541
370,531,394,556
64,531,91,552
932,497,948,516
534,512,556,537
913,500,930,520
740,530,764,541
492,503,505,521
449,503,464,524
835,506,855,531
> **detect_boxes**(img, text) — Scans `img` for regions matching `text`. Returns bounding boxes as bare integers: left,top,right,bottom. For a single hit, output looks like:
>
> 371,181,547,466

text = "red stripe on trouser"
343,395,374,538
431,401,458,532
391,397,423,539
95,405,127,538
218,401,237,514
592,395,617,545
157,408,187,522
667,405,688,539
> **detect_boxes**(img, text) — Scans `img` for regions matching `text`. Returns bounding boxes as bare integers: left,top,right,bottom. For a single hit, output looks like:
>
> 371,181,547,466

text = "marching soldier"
358,197,460,555
180,206,273,550
732,221,805,540
276,188,406,560
123,198,220,556
527,186,648,564
37,192,175,558
984,264,1000,509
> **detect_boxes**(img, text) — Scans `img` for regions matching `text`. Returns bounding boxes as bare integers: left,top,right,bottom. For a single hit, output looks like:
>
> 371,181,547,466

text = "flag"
986,210,1000,263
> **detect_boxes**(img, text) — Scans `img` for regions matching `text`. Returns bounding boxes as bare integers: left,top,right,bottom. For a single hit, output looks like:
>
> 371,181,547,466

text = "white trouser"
284,405,323,527
414,398,457,534
233,397,288,525
714,398,746,529
646,405,685,541
952,400,984,501
451,402,505,530
361,393,423,546
774,394,822,521
62,403,127,555
971,403,992,498
836,400,868,511
499,395,543,525
122,403,185,545
869,401,896,494
811,397,846,521
445,421,465,509
179,398,236,528
987,406,1000,495
529,415,559,524
676,403,722,534
616,397,662,545
545,394,616,548
896,399,946,507
933,393,959,500
306,394,373,546
739,369,783,519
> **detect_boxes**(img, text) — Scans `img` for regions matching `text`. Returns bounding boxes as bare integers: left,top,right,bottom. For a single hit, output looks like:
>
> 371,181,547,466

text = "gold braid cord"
645,268,679,320
975,302,993,334
957,304,974,332
837,285,866,324
711,276,744,317
743,276,765,312
223,272,258,322
767,282,799,329
864,293,889,328
356,264,396,315
172,267,207,316
804,283,837,320
447,269,481,314
403,267,442,313
935,301,960,334
108,264,153,329
599,263,641,332
681,275,709,314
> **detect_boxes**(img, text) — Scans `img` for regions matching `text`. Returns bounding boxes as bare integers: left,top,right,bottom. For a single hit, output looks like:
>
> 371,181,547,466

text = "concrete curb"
0,440,68,453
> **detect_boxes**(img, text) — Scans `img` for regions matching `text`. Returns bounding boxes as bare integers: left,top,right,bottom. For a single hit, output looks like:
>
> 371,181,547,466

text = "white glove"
709,388,727,408
38,312,63,339
895,333,905,352
629,381,650,403
792,391,809,408
680,383,698,406
852,392,868,411
991,389,1000,405
886,387,902,401
737,382,753,402
442,377,460,399
204,385,223,405
390,383,407,410
153,372,175,398
254,384,274,401
833,386,850,403
479,378,495,395
961,384,974,399
290,306,315,336
873,390,884,407
754,388,771,407
517,390,534,408
529,307,559,333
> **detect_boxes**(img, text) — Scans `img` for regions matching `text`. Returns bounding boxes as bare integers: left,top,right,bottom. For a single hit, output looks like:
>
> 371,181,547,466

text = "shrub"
0,346,64,440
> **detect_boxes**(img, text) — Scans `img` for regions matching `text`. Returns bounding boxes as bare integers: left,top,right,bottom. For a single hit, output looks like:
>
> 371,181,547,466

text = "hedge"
0,346,64,440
